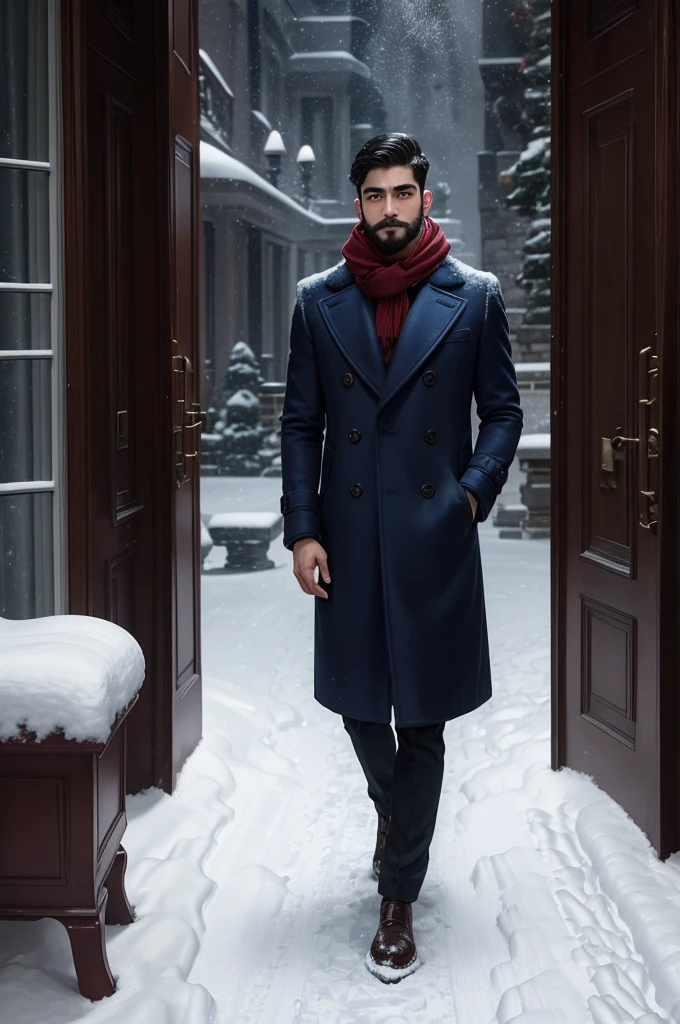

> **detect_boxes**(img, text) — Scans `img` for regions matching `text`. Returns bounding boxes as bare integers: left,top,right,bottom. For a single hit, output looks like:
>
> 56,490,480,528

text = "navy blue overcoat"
280,255,523,726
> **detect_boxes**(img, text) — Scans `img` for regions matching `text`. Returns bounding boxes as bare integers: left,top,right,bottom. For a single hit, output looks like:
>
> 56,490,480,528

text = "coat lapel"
378,283,467,411
318,285,385,398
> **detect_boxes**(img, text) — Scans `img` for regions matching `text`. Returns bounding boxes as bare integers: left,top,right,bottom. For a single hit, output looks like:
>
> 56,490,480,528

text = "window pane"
0,291,51,349
0,168,50,282
0,0,49,162
0,358,52,483
0,491,54,618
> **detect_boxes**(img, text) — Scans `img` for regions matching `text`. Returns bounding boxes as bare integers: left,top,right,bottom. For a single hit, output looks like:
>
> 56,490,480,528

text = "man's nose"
383,196,397,217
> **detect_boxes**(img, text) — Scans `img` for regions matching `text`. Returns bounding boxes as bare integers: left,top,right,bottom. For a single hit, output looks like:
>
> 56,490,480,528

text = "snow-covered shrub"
212,342,265,476
220,389,262,476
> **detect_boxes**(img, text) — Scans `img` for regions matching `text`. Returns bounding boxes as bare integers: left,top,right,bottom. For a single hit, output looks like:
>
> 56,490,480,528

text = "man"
280,133,522,982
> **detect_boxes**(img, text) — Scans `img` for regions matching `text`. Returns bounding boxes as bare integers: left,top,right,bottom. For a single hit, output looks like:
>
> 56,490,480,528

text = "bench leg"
105,845,135,925
58,891,115,1001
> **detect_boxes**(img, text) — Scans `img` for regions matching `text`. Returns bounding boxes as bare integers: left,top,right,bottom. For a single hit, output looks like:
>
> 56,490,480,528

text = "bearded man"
280,133,522,982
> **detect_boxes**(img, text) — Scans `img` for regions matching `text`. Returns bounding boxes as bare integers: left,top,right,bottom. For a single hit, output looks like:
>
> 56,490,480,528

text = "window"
0,0,64,618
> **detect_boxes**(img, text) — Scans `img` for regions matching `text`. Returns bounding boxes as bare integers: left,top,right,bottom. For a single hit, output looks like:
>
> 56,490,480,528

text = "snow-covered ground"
2,477,680,1023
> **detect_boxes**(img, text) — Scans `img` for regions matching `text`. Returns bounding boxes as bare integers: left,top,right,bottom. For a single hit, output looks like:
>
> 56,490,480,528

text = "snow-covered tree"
213,342,264,476
501,0,551,326
215,341,264,405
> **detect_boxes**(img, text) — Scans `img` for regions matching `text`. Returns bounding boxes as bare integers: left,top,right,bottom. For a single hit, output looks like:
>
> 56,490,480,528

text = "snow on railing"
199,49,234,152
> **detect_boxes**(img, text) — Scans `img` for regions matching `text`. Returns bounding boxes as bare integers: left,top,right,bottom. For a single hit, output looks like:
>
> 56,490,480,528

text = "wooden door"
62,0,202,792
62,0,165,791
552,0,680,854
163,0,203,786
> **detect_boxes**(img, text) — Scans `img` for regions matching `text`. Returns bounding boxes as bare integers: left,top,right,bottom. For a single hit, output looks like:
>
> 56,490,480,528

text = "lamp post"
264,130,286,188
297,144,316,208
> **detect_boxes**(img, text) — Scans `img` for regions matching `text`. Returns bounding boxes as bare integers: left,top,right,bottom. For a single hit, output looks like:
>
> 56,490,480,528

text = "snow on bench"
208,510,283,572
516,432,550,458
0,615,145,743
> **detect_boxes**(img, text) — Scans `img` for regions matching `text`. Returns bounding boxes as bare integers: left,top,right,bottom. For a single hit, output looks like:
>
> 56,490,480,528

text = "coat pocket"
445,328,472,344
319,445,337,507
454,475,476,531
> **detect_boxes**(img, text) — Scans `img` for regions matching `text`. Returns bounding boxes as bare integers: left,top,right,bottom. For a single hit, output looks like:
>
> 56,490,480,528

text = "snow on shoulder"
0,615,145,743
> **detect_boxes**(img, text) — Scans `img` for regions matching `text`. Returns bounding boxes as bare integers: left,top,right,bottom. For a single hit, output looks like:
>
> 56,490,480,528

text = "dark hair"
349,133,430,196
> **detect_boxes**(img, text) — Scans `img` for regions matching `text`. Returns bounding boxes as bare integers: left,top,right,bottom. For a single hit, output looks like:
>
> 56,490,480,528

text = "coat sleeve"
280,292,327,550
459,274,523,522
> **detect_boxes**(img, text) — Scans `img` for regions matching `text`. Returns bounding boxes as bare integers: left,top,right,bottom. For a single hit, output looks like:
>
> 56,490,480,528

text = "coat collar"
324,253,466,292
318,254,468,407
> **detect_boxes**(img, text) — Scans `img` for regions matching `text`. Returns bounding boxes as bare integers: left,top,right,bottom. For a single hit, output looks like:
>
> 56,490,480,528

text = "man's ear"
354,197,362,221
422,189,434,216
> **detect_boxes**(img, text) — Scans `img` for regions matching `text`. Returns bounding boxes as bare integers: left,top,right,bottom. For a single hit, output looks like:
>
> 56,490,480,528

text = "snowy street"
2,477,680,1023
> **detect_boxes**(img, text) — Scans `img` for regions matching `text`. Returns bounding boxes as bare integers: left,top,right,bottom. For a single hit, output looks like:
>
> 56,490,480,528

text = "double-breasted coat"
280,254,523,727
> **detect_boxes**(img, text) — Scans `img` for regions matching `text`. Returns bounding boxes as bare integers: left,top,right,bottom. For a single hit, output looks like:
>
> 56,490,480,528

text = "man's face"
354,166,433,257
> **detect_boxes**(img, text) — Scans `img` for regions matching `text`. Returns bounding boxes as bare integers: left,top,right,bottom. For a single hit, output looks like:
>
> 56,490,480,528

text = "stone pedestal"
208,511,283,571
493,502,527,540
517,434,551,538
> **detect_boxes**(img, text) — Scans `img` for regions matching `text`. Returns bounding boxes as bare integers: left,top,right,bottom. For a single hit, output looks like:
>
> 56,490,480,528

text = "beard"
362,205,424,256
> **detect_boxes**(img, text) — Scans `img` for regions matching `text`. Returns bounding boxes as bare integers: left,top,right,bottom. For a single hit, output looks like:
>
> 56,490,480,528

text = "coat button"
348,428,362,444
350,483,364,498
421,483,435,498
424,429,438,444
422,370,437,386
342,372,355,387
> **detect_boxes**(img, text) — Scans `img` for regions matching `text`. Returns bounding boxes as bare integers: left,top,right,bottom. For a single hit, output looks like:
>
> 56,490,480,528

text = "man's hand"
465,490,478,522
293,538,331,599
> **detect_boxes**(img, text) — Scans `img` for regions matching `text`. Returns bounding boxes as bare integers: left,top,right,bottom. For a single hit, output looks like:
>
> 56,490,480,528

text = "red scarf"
342,217,450,364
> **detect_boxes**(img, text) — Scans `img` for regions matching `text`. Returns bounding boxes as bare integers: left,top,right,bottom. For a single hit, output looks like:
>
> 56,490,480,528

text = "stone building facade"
198,0,472,405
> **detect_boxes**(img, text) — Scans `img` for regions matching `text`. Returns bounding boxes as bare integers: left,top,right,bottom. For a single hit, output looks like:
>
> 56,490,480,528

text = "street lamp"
264,130,286,188
297,144,316,208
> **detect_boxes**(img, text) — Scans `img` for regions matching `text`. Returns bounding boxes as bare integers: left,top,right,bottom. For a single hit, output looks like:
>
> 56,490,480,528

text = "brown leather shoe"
372,814,390,880
365,897,421,982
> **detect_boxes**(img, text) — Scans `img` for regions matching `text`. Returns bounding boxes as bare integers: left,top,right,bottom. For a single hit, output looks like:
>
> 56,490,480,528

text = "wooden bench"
208,511,283,571
0,616,144,1001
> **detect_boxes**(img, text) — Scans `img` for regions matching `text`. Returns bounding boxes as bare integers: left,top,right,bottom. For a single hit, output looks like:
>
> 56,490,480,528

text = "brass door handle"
611,435,640,452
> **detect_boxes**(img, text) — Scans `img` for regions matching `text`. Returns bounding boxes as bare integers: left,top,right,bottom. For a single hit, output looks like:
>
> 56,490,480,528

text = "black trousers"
343,716,446,903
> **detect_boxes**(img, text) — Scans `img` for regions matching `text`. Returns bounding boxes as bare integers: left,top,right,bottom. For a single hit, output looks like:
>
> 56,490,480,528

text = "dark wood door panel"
567,55,656,581
84,46,160,790
581,596,636,747
566,0,652,89
580,92,636,572
85,0,154,86
167,0,202,786
556,0,661,846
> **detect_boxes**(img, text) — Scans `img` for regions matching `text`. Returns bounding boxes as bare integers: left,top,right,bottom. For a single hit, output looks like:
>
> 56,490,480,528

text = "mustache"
372,218,410,230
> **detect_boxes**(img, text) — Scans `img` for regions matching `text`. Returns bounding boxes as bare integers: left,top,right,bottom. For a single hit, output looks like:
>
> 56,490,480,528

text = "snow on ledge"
209,511,282,529
0,615,145,743
517,432,551,450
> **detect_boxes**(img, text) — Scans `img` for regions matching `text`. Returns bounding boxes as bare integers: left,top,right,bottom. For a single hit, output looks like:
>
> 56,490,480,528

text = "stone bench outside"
493,502,527,540
0,615,145,1001
517,432,551,539
208,511,283,571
